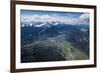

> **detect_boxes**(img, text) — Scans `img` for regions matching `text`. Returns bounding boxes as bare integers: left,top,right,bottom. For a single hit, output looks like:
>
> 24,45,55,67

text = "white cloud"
79,13,90,24
21,13,90,27
79,13,89,20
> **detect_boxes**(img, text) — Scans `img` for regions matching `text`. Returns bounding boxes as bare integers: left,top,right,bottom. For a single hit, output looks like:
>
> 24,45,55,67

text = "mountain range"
21,21,89,63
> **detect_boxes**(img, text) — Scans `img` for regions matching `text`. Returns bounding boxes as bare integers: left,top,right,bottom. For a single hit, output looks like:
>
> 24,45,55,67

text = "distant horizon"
21,9,90,26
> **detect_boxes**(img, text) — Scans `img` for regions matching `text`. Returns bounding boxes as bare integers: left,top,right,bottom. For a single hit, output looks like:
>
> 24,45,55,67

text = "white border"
16,4,94,69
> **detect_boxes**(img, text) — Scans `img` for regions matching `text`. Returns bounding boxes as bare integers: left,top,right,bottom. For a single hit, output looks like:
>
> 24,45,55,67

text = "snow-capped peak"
34,23,46,27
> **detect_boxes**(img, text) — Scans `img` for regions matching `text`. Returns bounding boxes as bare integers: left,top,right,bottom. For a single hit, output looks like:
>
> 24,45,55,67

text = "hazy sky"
21,9,83,18
21,9,90,25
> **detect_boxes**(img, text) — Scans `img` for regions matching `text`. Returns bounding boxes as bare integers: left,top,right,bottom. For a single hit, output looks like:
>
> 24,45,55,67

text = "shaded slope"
21,37,88,63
